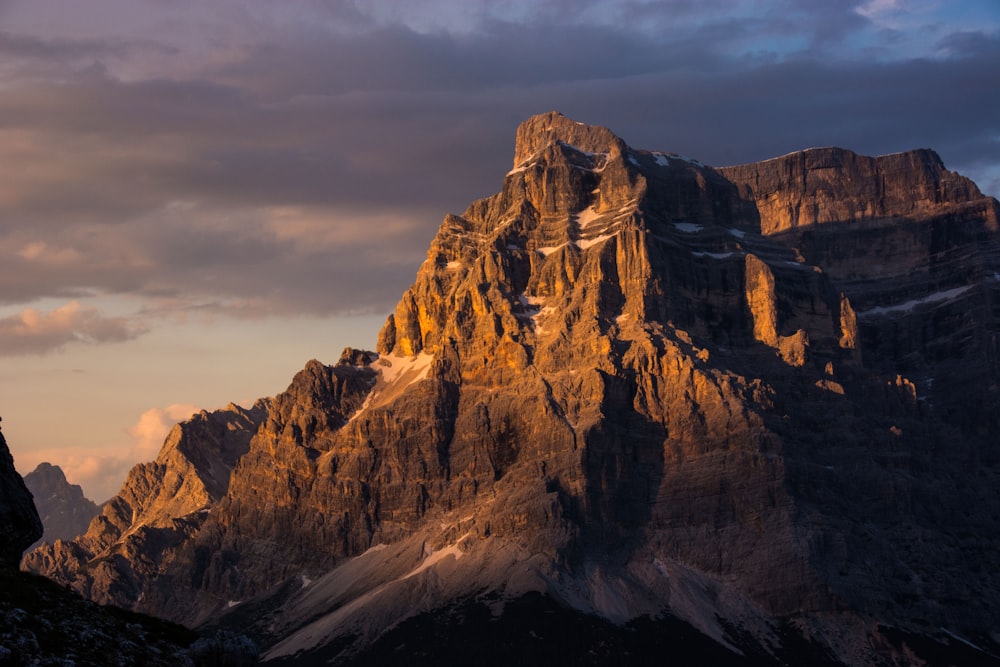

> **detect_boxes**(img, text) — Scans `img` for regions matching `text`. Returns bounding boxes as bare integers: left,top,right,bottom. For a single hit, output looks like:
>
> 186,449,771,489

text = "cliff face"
0,427,251,665
26,112,1000,665
718,147,992,234
721,148,1000,436
0,428,42,568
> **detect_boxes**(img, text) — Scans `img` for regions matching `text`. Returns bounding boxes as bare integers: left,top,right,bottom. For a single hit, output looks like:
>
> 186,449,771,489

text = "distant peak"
513,111,627,168
27,461,68,484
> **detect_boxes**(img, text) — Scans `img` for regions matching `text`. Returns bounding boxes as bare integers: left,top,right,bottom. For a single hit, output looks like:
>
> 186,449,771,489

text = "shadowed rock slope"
1,428,42,568
23,462,101,550
1,427,254,666
26,112,1000,666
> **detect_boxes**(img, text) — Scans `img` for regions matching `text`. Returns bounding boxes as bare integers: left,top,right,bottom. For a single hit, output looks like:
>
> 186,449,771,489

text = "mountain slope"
0,427,242,666
26,112,1000,666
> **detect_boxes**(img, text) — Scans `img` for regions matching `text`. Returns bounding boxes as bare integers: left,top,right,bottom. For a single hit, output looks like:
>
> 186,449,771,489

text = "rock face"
0,427,42,568
0,426,220,666
26,112,1000,665
24,402,268,608
23,463,100,550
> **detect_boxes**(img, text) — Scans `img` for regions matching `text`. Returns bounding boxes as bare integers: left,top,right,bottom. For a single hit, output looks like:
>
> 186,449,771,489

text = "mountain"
25,112,1000,665
0,426,254,666
23,462,101,550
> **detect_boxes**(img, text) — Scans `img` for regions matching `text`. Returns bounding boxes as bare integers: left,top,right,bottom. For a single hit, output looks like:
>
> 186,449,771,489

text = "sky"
1,0,998,502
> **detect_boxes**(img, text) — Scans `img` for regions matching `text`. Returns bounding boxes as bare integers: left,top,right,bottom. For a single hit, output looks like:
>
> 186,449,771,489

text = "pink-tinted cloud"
13,402,200,502
0,0,994,354
127,403,200,461
0,301,148,356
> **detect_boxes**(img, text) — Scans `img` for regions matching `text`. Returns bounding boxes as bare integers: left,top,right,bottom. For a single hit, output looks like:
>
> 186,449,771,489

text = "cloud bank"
0,0,996,357
0,301,147,356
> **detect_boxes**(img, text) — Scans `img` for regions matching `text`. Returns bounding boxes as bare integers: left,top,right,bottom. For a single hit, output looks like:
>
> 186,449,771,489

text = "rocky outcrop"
0,426,42,568
722,147,1000,435
23,402,268,607
23,463,100,550
26,112,1000,666
718,147,992,235
0,426,218,665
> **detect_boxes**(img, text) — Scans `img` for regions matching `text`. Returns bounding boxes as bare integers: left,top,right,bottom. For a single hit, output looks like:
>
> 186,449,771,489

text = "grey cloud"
0,302,148,356
0,0,996,333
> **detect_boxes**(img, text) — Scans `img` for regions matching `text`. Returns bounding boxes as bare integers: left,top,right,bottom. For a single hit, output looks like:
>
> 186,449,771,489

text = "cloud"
0,0,995,352
12,402,201,502
13,447,135,504
0,301,148,356
128,403,200,461
1,0,997,498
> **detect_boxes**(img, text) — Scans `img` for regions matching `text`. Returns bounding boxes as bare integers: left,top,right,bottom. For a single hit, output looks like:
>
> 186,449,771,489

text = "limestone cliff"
24,402,268,606
26,112,1000,666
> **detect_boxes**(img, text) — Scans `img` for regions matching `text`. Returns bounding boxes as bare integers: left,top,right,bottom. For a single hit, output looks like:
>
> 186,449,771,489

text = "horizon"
1,0,998,502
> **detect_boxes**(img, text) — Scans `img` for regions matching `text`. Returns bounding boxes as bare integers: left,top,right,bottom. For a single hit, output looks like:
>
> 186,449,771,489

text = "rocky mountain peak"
512,110,627,168
23,462,100,550
25,113,1000,665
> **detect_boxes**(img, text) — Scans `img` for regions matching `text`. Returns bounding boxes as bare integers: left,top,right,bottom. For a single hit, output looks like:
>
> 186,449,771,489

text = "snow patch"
575,206,601,229
673,222,703,233
537,244,566,256
517,295,555,334
300,575,313,588
227,600,241,608
518,295,547,308
939,627,986,652
858,285,974,317
578,234,613,249
375,351,434,387
350,352,435,419
506,162,535,176
445,261,461,270
654,153,671,167
727,228,746,239
402,541,466,580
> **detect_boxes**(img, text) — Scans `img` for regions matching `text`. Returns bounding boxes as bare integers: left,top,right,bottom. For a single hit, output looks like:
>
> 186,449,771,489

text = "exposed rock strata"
26,112,1000,666
24,402,268,606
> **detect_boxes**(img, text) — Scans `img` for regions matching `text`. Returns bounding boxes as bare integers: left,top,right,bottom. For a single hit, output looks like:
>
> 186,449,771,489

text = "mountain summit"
23,463,100,550
27,112,1000,665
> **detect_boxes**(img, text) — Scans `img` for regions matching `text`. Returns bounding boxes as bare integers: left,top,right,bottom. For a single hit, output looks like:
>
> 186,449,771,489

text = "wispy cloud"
0,301,148,356
13,402,199,502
